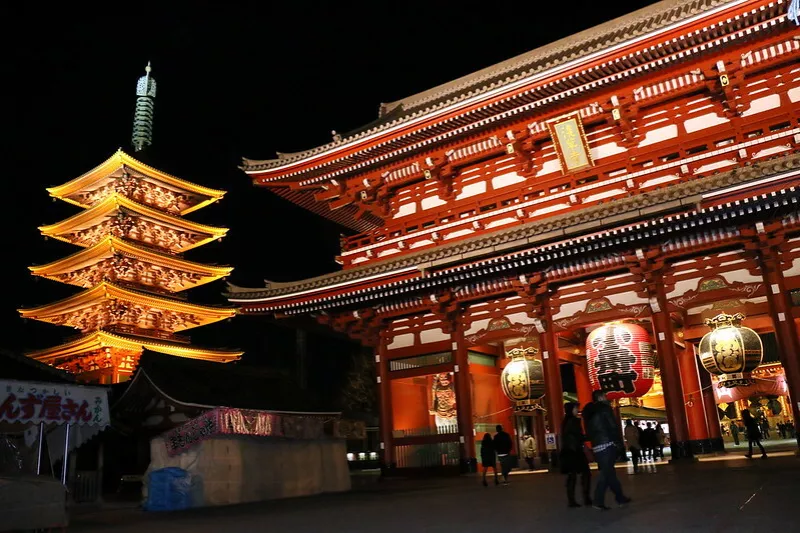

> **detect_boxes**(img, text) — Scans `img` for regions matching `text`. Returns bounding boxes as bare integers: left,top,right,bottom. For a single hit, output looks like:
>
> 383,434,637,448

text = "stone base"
668,440,695,462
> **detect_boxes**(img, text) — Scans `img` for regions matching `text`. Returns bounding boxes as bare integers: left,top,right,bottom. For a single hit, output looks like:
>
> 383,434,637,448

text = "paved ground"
69,449,800,533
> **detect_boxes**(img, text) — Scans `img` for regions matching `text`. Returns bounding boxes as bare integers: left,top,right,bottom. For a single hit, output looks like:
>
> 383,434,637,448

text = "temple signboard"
0,379,109,426
547,112,593,173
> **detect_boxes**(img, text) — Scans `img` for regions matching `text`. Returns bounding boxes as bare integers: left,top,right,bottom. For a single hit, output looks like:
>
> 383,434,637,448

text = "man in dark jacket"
493,425,513,484
583,390,631,510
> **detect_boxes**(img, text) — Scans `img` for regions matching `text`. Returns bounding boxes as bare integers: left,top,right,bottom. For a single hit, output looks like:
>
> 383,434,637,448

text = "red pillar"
676,339,710,453
376,336,394,468
453,321,476,470
698,368,724,451
574,362,593,409
650,282,693,461
541,303,564,465
755,233,800,451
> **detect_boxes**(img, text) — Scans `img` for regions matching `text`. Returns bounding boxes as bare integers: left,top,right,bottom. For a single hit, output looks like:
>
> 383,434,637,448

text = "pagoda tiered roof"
29,236,232,292
48,149,227,216
39,193,228,253
20,281,237,333
26,330,242,366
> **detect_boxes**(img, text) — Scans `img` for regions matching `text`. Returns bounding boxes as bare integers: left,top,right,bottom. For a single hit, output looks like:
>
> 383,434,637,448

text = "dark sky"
6,1,659,357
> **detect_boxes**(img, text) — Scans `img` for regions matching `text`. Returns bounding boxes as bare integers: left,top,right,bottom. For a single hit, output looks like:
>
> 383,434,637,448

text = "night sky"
7,1,659,366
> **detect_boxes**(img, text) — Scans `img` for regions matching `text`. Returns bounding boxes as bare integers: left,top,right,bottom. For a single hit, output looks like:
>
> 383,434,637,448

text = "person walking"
560,402,592,508
480,433,499,487
730,422,740,446
521,433,535,471
583,390,632,511
655,424,666,459
742,409,767,459
624,419,641,473
493,425,513,484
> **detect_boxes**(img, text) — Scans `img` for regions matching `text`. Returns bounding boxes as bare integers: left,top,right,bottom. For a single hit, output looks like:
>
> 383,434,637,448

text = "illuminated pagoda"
230,0,800,471
21,65,241,384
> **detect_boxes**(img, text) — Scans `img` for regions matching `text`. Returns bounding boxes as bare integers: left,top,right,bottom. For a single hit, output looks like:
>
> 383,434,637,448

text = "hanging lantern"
586,323,654,400
698,313,762,388
500,337,545,409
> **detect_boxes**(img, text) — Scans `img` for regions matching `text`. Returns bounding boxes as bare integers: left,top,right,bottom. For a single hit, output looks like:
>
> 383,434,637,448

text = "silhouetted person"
642,422,656,459
493,425,513,484
742,409,767,459
655,424,666,459
624,419,641,473
730,422,740,446
480,433,498,487
560,402,591,507
583,390,631,510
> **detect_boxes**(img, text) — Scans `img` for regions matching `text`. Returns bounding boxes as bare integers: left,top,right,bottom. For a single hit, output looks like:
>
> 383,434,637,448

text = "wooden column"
650,283,693,461
751,227,800,451
453,320,476,471
698,368,724,451
676,340,711,454
574,361,593,409
376,335,394,469
541,302,564,466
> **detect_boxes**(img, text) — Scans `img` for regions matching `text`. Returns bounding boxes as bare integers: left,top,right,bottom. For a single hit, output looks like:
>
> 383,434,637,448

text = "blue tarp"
144,467,193,512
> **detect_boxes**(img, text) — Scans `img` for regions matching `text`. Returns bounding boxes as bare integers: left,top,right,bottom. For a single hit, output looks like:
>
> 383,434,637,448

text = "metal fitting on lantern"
500,338,545,410
698,313,762,388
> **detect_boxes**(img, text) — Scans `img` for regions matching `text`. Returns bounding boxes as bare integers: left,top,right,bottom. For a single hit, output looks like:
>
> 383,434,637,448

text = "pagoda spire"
131,62,156,152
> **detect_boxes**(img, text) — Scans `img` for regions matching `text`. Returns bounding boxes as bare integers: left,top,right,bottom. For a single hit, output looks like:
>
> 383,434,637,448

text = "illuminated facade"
230,0,800,470
21,66,241,383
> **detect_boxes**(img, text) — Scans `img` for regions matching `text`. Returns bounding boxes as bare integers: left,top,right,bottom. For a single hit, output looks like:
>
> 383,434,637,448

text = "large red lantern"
586,323,654,400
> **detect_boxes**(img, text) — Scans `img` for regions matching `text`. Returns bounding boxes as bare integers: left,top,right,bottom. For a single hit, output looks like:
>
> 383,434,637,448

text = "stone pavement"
70,453,800,533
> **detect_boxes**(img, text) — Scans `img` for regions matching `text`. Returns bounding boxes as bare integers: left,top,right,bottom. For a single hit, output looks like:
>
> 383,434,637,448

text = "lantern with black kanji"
586,323,654,400
501,338,545,408
698,313,762,388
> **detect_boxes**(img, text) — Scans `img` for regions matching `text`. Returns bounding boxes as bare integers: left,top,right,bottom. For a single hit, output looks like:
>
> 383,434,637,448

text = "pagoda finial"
131,62,157,153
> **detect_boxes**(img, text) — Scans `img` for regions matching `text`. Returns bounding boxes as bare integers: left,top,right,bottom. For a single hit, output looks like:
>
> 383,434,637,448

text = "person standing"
480,433,498,487
493,425,513,484
521,433,535,471
655,424,666,460
730,422,740,446
624,419,641,473
642,422,656,460
583,390,632,511
742,409,767,459
560,402,592,508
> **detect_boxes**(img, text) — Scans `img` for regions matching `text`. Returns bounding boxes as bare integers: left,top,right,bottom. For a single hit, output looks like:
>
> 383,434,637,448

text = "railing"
394,442,461,469
72,470,100,503
340,111,799,258
389,352,453,371
392,423,458,438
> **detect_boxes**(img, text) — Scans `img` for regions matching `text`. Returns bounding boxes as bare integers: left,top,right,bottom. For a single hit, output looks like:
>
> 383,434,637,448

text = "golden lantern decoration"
698,313,762,388
501,338,545,410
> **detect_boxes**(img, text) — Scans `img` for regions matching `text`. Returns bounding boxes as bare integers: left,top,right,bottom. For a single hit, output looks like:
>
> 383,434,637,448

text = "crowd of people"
479,393,798,511
480,390,633,511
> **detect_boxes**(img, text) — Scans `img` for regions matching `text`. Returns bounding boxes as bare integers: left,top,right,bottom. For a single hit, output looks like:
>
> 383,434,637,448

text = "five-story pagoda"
19,64,241,384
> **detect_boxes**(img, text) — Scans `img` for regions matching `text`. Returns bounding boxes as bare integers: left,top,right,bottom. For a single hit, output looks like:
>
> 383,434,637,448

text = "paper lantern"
586,323,654,400
501,338,545,408
698,313,762,388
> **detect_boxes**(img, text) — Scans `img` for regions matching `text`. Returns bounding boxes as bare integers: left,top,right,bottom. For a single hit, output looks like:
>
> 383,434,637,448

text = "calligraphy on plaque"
547,112,594,173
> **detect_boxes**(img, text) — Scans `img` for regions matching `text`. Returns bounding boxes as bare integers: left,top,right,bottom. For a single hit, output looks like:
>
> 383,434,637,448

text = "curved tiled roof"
227,152,800,302
242,0,740,172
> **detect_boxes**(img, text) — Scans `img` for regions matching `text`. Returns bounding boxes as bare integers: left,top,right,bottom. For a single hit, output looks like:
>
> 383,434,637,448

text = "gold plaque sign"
547,112,594,173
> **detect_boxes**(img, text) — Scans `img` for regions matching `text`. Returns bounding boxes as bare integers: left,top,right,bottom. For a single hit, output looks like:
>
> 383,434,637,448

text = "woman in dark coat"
560,402,592,507
480,433,498,486
742,409,767,459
